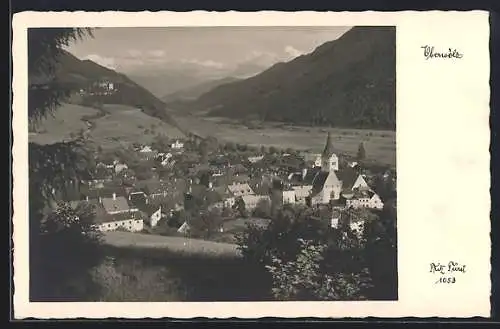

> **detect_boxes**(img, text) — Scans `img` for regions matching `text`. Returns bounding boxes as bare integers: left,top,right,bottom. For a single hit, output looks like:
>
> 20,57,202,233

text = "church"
278,132,377,209
286,132,371,207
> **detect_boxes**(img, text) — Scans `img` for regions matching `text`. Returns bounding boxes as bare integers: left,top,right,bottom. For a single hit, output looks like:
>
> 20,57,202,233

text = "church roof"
321,132,335,158
337,167,359,191
311,170,341,194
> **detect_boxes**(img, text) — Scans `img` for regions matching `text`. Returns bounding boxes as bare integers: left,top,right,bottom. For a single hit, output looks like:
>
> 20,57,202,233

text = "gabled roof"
303,168,321,185
337,167,359,191
80,185,127,199
228,183,254,197
352,189,376,199
101,196,131,214
95,211,144,224
312,170,341,193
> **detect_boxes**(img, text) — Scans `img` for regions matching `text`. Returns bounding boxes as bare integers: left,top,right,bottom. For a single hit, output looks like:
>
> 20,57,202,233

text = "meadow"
29,103,396,168
29,103,185,149
103,231,240,257
174,114,396,167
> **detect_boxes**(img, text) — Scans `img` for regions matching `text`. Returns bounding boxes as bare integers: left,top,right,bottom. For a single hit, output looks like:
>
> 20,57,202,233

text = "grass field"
93,244,273,301
28,103,100,145
29,103,185,149
174,114,396,167
103,231,240,257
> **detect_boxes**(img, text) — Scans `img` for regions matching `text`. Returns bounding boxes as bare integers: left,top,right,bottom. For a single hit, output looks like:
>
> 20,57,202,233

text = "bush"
265,239,372,300
235,206,393,301
91,257,188,301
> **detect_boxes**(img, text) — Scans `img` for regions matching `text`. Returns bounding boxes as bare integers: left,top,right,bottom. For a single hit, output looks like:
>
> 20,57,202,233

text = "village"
63,132,397,243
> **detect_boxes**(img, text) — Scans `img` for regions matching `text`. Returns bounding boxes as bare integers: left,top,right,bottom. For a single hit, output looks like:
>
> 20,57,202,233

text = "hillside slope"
175,26,396,130
35,51,183,132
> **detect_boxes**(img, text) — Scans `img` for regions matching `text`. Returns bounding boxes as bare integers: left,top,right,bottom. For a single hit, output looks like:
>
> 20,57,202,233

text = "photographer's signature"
421,45,463,60
430,261,466,284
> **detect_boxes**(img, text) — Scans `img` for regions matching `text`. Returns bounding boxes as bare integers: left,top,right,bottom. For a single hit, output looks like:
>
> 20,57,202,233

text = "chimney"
112,192,116,200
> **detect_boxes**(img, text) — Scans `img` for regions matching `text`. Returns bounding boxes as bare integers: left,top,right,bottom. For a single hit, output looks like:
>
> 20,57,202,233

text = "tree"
234,196,248,218
268,146,278,154
236,206,378,301
265,239,371,301
189,208,223,239
253,198,272,218
28,28,105,301
356,142,366,162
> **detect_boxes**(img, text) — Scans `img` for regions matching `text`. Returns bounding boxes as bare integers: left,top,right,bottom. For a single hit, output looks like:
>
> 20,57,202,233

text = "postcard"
11,10,491,319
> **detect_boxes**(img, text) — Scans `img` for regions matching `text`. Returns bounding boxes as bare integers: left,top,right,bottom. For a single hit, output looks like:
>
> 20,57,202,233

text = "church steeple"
321,132,338,172
321,132,335,159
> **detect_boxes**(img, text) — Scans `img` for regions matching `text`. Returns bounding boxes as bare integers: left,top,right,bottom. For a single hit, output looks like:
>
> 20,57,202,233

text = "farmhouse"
70,194,144,233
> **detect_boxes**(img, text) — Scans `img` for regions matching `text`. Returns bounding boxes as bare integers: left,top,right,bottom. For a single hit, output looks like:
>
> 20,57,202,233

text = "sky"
66,26,352,75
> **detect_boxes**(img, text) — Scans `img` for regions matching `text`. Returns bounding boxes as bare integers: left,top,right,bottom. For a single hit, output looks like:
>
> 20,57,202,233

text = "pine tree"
356,142,366,162
28,28,105,301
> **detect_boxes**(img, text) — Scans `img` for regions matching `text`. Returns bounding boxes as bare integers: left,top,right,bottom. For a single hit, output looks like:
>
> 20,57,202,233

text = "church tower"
321,132,338,172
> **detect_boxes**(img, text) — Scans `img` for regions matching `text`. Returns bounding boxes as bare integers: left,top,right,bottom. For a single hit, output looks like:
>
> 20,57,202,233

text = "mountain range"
168,26,396,130
126,60,267,98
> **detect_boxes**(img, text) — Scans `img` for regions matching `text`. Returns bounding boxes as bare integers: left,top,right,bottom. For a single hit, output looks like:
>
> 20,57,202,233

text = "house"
101,193,138,215
137,179,168,199
70,197,143,233
147,205,163,227
248,155,264,163
177,221,190,234
331,208,342,228
95,212,144,232
345,189,384,210
128,190,149,207
228,183,255,198
282,188,296,204
206,186,235,209
114,163,128,174
230,173,251,184
138,145,158,160
338,166,370,195
241,194,272,211
171,140,184,150
291,185,312,204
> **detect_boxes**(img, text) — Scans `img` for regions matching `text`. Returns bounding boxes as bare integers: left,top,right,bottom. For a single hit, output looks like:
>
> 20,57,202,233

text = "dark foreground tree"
356,142,366,163
28,28,105,301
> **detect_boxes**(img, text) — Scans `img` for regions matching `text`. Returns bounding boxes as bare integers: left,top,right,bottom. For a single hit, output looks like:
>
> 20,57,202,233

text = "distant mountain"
37,51,182,130
172,26,396,130
127,71,208,99
162,77,240,103
126,60,269,98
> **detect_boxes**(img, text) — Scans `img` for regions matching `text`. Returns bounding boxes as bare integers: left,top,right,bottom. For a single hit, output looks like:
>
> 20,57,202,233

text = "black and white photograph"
26,25,398,303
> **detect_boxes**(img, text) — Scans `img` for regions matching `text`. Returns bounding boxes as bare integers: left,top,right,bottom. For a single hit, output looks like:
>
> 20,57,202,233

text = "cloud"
149,50,165,58
127,49,142,58
180,58,226,69
284,45,305,59
242,50,280,67
82,54,117,69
